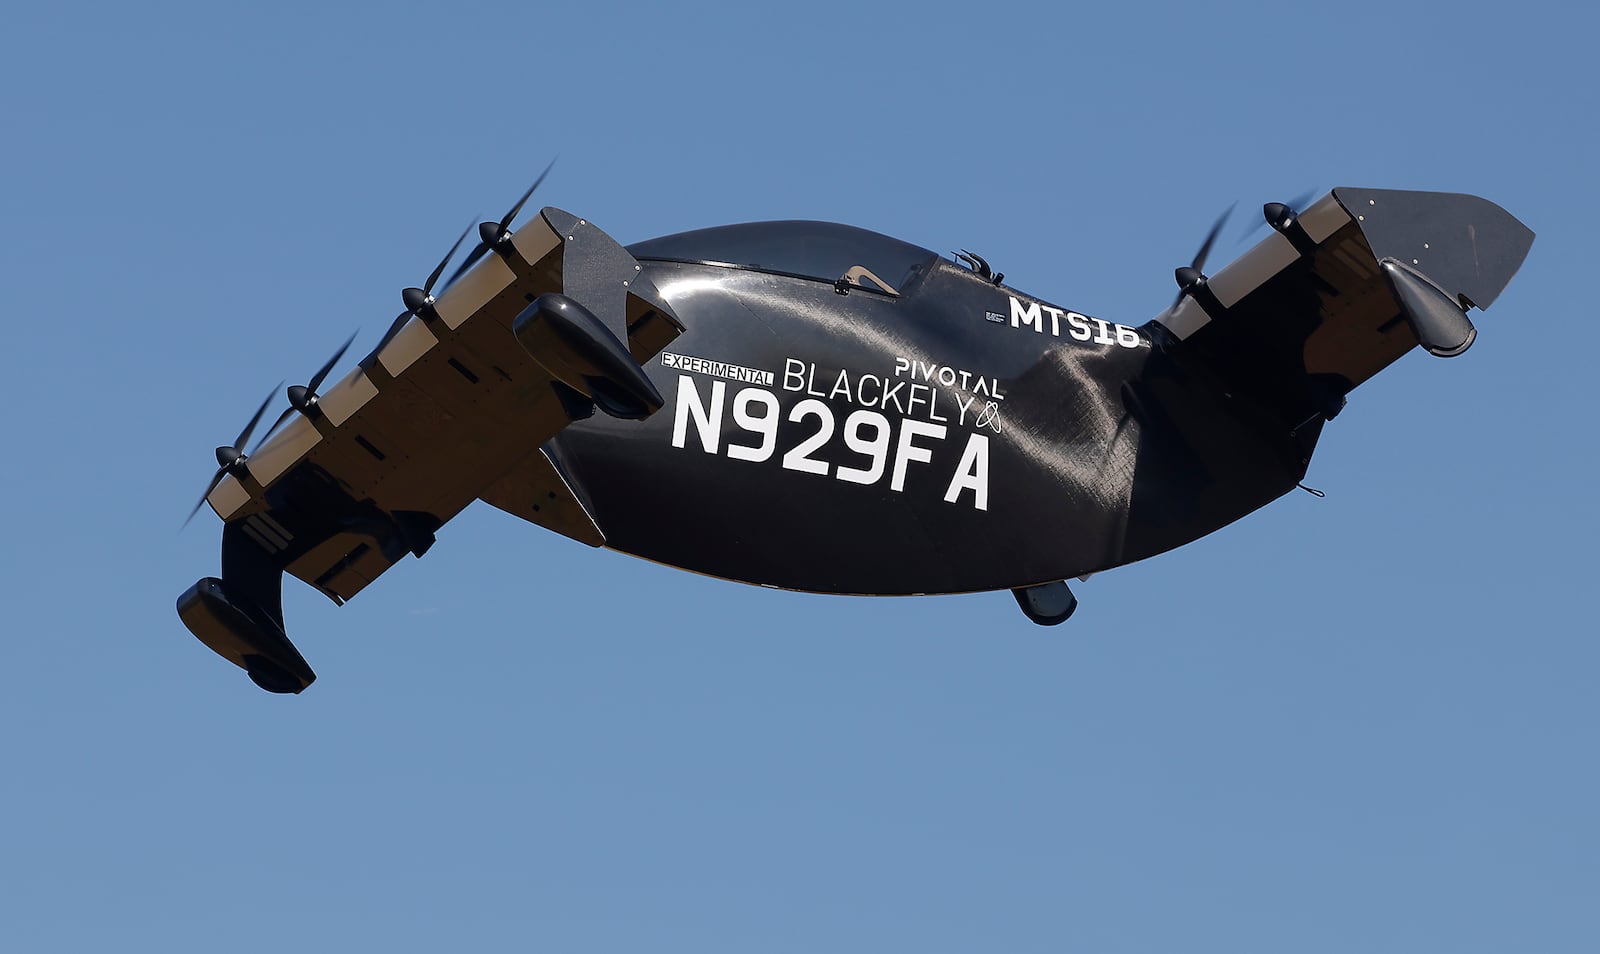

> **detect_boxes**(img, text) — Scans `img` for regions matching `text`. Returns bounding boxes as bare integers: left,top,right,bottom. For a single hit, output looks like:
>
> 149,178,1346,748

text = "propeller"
1170,203,1236,311
443,159,556,290
184,383,282,528
1242,188,1319,240
257,329,359,445
373,221,475,354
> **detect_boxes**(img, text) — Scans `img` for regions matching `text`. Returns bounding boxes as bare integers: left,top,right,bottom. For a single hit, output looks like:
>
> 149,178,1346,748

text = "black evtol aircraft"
179,181,1533,693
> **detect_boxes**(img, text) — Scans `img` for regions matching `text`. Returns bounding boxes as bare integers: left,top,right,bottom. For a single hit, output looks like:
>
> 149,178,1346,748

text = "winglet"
1333,187,1534,311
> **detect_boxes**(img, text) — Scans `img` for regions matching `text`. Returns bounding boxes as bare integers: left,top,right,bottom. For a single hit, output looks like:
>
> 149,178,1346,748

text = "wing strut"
177,523,313,693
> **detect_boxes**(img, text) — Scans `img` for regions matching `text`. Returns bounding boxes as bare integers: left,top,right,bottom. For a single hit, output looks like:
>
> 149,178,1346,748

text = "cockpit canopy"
627,221,939,295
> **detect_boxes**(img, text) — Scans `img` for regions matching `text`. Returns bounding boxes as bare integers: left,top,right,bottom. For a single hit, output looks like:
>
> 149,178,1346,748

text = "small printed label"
661,351,775,387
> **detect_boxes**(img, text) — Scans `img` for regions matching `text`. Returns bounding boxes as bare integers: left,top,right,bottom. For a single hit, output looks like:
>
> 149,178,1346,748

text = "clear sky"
3,1,1596,951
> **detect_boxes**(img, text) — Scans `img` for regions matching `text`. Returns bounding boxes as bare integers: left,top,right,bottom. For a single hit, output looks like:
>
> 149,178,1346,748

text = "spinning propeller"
258,330,359,443
187,166,560,528
1168,192,1325,320
444,159,556,290
1248,189,1319,239
374,163,557,353
1170,202,1235,310
184,383,282,528
373,222,475,353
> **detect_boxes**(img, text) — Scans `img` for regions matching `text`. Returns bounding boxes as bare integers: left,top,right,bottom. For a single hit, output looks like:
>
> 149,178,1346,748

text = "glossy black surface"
630,220,939,291
552,249,1306,594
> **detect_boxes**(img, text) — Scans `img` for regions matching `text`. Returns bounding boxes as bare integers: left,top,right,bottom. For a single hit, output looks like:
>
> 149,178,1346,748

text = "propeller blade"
444,244,491,291
1190,202,1235,275
374,310,412,355
305,329,359,395
444,159,556,290
1239,188,1320,240
1170,204,1235,312
233,383,282,454
377,222,475,355
254,406,298,451
423,221,475,294
183,381,282,530
1287,188,1318,214
498,157,556,233
183,470,228,529
254,331,359,450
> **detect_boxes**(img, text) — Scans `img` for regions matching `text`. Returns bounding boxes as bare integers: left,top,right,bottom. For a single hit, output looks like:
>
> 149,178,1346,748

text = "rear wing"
1156,188,1533,427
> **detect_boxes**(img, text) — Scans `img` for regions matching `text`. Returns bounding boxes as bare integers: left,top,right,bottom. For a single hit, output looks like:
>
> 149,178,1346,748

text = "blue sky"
4,1,1596,951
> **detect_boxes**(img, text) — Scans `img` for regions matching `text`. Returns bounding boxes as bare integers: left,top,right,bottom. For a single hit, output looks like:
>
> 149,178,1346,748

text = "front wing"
179,208,682,692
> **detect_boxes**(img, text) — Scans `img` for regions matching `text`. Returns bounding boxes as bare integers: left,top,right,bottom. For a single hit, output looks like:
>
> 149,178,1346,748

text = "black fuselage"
546,222,1311,595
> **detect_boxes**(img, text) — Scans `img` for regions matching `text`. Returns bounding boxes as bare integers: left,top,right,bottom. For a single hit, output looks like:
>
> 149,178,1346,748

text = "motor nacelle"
513,293,664,419
177,577,315,693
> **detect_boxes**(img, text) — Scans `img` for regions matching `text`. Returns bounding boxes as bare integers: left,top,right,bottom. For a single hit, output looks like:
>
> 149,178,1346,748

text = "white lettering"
907,383,929,417
782,358,806,393
1066,312,1092,341
670,373,994,511
837,410,891,485
827,369,852,402
1042,305,1064,337
954,394,976,426
997,299,1144,350
1091,318,1115,346
857,373,881,408
944,434,990,511
727,387,779,463
891,419,946,492
880,379,906,414
1010,296,1044,332
781,399,833,475
671,376,724,453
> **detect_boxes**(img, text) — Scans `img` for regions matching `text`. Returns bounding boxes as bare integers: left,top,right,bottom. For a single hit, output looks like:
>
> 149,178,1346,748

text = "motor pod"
513,293,664,420
177,578,315,693
1379,258,1477,358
